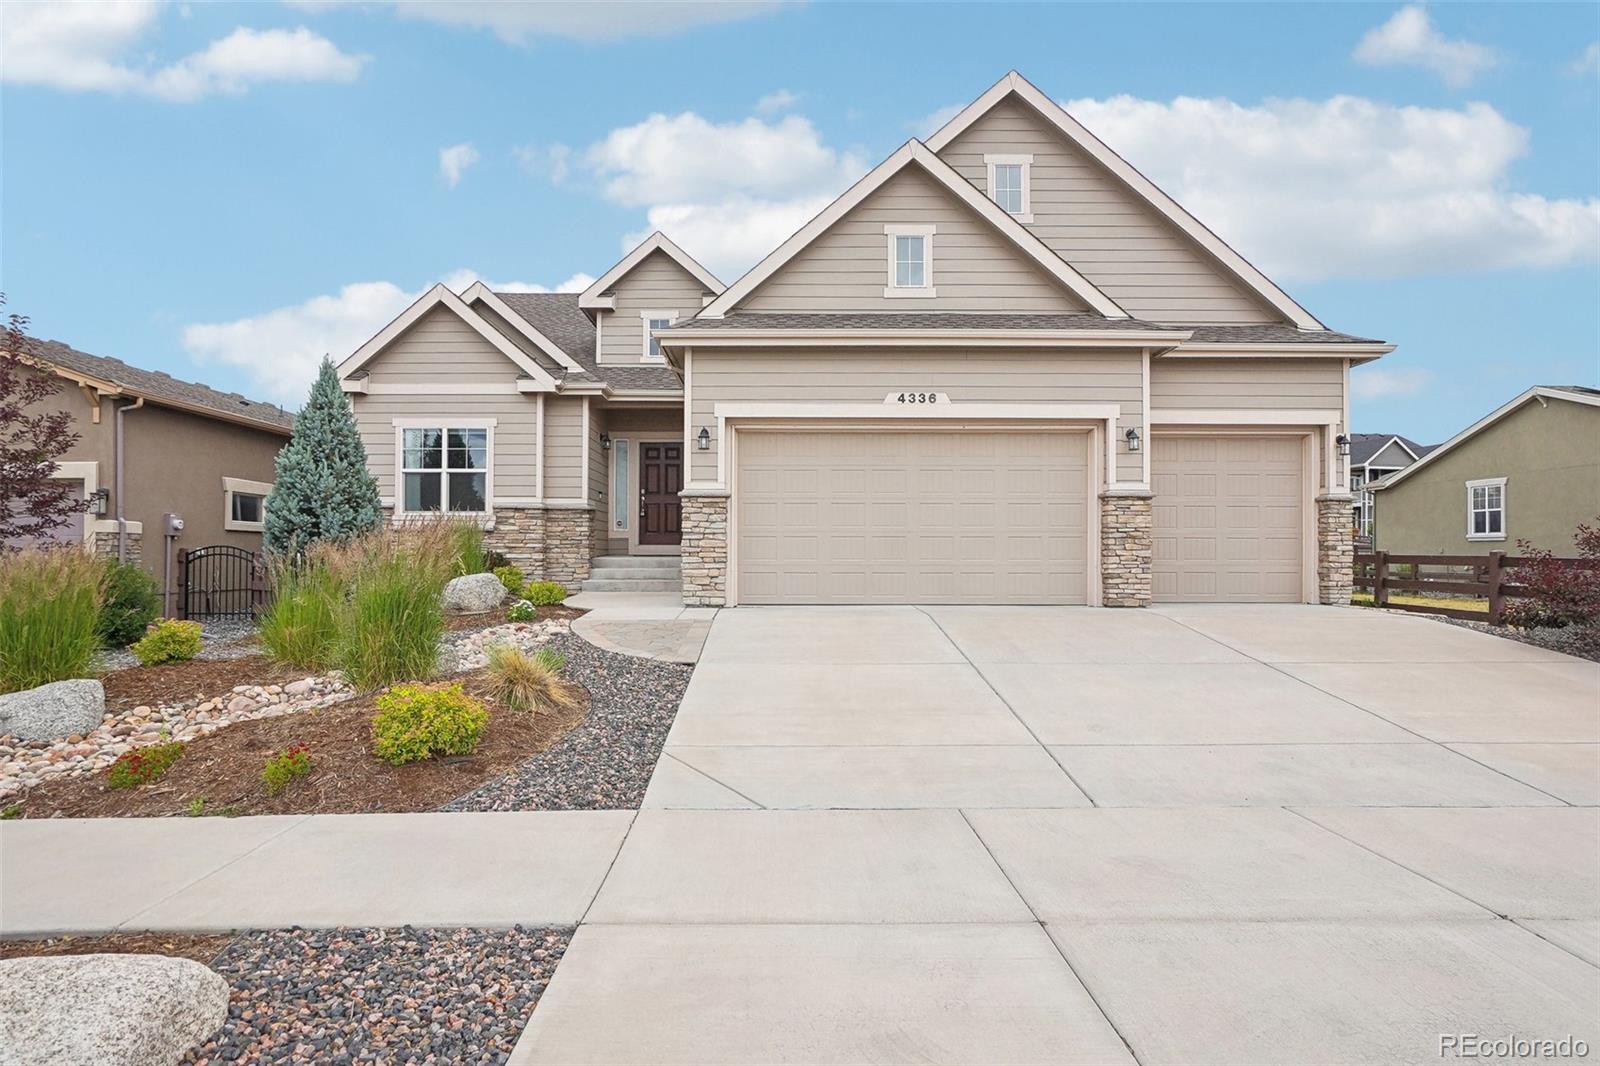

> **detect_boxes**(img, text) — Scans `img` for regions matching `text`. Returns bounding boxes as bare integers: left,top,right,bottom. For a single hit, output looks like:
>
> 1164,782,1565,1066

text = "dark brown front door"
639,443,682,545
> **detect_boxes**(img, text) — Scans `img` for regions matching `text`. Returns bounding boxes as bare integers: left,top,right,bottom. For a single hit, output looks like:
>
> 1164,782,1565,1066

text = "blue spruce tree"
264,357,381,554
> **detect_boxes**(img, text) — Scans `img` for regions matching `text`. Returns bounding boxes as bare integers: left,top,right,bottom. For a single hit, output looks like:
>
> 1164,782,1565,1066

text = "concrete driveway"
514,604,1600,1065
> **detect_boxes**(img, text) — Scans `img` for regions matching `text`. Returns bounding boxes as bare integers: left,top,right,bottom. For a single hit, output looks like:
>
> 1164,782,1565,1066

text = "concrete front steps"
583,555,681,593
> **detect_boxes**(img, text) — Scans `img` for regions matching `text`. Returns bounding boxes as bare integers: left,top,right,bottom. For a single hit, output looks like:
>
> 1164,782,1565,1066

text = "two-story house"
339,71,1393,607
1348,434,1433,545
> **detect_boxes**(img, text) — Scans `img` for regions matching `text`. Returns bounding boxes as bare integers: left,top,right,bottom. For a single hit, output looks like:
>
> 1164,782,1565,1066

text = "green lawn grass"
1352,592,1489,613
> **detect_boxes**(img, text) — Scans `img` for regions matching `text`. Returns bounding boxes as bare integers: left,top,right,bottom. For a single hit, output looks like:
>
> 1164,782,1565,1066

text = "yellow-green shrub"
371,682,487,765
522,581,567,606
130,619,203,666
492,565,525,599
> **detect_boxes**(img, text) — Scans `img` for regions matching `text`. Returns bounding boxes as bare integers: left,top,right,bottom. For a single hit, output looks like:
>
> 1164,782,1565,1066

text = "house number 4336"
886,391,948,405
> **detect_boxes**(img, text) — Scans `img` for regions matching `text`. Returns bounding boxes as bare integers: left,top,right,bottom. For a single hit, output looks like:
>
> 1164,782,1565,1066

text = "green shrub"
447,520,488,577
262,743,313,795
485,643,579,715
492,565,525,599
97,560,160,649
106,741,185,789
1,804,21,820
506,599,537,622
0,548,104,693
130,619,203,666
484,549,510,572
371,682,487,765
523,580,567,606
258,553,344,670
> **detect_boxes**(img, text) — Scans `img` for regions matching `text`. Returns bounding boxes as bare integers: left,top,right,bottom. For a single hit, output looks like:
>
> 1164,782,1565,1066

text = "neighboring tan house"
339,70,1395,607
13,338,293,588
1349,433,1434,543
1368,386,1600,556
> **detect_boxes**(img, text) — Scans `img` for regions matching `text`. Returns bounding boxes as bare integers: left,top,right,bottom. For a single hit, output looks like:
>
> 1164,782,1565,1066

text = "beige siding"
472,300,556,372
588,403,608,507
352,393,539,501
600,250,712,365
363,306,525,385
543,395,585,500
1151,358,1343,412
1365,440,1415,470
689,348,1142,483
742,166,1088,313
938,96,1280,324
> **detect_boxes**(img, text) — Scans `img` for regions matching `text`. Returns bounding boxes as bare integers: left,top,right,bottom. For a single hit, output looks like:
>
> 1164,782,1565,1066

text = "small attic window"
641,311,676,362
883,225,936,299
985,154,1033,222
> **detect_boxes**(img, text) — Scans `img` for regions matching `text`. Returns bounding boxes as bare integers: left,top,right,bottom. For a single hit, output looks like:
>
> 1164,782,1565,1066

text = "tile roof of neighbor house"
493,292,682,392
21,337,295,433
666,312,1187,332
1349,433,1435,466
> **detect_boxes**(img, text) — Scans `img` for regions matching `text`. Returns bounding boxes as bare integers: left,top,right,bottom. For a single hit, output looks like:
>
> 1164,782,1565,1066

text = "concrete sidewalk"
566,591,715,663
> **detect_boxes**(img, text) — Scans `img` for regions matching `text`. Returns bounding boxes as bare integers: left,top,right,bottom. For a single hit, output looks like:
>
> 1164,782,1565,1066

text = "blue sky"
3,1,1597,443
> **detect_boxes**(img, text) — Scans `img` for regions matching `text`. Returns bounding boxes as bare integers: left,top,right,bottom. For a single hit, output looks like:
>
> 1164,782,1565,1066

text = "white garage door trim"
1150,428,1317,603
722,415,1107,607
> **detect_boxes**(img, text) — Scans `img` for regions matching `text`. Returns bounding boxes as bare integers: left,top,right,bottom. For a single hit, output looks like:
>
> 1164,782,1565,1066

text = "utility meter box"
163,513,185,536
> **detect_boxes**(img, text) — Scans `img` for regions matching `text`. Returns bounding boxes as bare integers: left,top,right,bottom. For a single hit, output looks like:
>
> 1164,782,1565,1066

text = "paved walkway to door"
516,604,1600,1065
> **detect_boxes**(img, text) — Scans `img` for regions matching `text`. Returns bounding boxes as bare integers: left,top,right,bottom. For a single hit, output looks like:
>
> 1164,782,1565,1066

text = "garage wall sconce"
1335,434,1351,458
1123,427,1142,453
697,426,711,451
88,487,110,516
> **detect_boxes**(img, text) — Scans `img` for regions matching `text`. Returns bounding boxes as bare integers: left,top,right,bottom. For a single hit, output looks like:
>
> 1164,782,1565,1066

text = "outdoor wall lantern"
88,487,109,516
599,432,612,451
697,426,711,451
1123,427,1142,453
1335,434,1351,458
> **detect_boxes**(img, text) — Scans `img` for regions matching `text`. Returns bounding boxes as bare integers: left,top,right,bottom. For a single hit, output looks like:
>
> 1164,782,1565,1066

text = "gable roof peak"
578,230,725,312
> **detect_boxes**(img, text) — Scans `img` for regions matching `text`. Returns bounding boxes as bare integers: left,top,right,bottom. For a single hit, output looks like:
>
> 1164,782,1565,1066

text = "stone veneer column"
680,492,728,607
92,529,142,566
542,506,594,590
1315,494,1355,605
1099,491,1153,607
483,506,546,581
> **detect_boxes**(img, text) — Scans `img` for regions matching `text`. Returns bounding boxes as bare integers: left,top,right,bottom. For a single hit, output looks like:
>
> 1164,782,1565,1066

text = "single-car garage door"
736,429,1089,604
1152,434,1305,603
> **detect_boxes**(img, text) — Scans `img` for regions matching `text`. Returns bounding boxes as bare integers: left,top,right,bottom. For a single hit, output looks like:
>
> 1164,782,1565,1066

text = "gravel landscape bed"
443,632,693,811
1434,615,1600,662
0,927,570,1065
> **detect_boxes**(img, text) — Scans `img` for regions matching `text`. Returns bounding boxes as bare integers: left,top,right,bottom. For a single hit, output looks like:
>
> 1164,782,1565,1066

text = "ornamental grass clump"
107,740,185,789
258,550,347,670
337,528,454,690
446,520,489,577
484,644,580,716
0,547,104,693
261,743,313,795
130,619,203,666
371,682,487,765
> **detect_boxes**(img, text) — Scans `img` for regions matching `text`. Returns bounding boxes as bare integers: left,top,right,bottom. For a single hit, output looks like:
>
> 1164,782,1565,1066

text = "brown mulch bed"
0,932,235,966
442,603,584,632
12,671,589,819
100,655,305,713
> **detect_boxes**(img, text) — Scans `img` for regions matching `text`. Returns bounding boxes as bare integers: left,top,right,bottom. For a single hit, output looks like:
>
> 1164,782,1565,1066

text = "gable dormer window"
883,225,936,298
985,154,1033,222
641,310,676,362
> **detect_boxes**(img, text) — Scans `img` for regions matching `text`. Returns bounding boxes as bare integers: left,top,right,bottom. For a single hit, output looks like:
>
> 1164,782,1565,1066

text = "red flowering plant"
262,743,313,796
106,741,186,790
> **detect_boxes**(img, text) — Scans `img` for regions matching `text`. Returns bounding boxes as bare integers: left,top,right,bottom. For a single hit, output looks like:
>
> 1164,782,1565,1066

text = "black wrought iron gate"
178,545,268,619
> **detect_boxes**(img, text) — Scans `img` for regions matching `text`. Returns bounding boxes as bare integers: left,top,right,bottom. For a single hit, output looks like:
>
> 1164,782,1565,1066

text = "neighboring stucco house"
13,338,293,579
339,71,1394,607
1368,386,1600,556
1349,433,1434,543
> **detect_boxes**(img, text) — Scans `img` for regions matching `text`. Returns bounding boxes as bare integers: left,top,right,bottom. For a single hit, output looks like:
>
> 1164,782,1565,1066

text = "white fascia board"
460,282,583,372
579,231,725,311
699,141,1129,320
660,328,1186,349
337,283,558,389
1369,386,1600,491
1168,343,1394,357
925,71,1326,331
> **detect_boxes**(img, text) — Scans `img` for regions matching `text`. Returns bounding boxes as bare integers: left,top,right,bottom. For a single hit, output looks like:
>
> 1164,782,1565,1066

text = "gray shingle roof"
1184,324,1385,344
493,292,682,392
22,337,294,433
667,312,1185,332
1349,433,1433,466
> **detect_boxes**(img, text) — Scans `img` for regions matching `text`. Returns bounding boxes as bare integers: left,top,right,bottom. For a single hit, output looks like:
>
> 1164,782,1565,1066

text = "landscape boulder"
0,679,105,742
442,572,506,613
0,953,228,1066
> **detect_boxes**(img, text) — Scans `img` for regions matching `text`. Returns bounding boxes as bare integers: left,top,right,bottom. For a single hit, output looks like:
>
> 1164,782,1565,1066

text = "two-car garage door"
736,429,1089,604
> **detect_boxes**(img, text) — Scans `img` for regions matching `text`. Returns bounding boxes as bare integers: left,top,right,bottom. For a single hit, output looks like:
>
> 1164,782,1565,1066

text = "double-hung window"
985,154,1033,221
1465,477,1506,540
401,425,489,513
884,225,936,298
641,311,676,362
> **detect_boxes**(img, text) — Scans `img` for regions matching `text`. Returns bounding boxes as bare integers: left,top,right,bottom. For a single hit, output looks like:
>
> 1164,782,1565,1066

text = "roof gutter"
114,396,145,562
659,328,1191,350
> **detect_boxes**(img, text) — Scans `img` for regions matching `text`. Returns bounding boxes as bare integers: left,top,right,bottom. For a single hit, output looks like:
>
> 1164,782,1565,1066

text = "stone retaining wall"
1100,492,1153,607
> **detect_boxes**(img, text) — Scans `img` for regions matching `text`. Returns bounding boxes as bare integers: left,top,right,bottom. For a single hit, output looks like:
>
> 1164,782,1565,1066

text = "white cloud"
182,271,593,405
330,1,789,44
1351,366,1434,401
439,143,480,188
1353,5,1497,88
755,88,800,115
624,195,836,280
910,103,962,138
0,2,367,100
1061,94,1600,281
1566,42,1600,78
514,142,571,183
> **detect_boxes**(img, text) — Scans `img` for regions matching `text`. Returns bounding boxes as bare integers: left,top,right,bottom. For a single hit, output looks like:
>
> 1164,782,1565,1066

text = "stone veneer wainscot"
1099,491,1153,607
1316,494,1355,605
680,493,728,607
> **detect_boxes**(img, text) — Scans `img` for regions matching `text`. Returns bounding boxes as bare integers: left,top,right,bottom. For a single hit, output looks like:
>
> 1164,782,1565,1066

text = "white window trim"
883,224,936,299
611,437,631,531
984,153,1033,222
1465,476,1508,541
391,418,496,517
222,477,273,533
639,310,677,364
